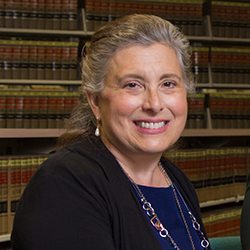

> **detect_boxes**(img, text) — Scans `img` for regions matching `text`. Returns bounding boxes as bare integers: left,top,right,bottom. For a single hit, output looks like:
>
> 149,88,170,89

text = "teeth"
136,121,166,129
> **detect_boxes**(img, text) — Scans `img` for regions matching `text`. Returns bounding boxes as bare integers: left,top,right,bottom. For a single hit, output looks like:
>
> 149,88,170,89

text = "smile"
135,121,167,129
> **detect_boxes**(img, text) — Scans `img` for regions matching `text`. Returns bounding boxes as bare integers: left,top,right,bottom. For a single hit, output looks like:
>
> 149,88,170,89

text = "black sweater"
11,136,210,250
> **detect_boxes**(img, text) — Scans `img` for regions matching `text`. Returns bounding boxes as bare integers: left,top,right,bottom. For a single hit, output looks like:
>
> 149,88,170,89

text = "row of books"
190,47,209,84
164,147,250,203
209,93,250,129
0,154,50,235
211,47,250,84
85,0,203,35
1,0,78,30
210,1,250,38
186,93,205,129
0,90,80,128
0,39,79,80
202,207,241,238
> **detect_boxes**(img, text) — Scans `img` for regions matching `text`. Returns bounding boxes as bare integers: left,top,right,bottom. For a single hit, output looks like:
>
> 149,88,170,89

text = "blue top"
135,184,204,250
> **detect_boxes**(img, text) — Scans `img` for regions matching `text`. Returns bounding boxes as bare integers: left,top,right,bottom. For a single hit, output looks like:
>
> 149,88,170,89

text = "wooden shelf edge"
1,128,250,138
0,79,81,85
181,129,250,137
200,195,244,208
0,129,66,138
0,27,93,37
0,234,10,242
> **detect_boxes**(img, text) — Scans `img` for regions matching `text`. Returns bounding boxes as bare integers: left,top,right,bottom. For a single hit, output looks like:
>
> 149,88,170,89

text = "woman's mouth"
134,121,167,129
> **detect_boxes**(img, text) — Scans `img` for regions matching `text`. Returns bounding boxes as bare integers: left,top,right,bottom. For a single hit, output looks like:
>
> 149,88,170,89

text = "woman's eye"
163,81,175,87
124,82,139,88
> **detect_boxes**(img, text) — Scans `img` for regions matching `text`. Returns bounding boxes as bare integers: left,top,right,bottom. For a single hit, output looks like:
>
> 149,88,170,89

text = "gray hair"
60,14,194,146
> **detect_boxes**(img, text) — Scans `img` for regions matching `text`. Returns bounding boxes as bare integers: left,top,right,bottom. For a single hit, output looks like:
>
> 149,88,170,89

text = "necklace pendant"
150,214,163,231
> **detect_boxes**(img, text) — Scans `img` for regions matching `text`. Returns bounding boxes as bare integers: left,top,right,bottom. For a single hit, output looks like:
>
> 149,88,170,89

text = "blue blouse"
134,184,204,250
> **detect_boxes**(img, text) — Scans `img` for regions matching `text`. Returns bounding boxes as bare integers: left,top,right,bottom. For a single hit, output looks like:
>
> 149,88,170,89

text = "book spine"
39,91,48,128
1,157,8,235
0,92,6,128
30,92,40,128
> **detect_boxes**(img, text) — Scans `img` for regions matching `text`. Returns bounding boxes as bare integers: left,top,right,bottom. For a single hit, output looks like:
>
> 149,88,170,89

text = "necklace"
121,162,210,250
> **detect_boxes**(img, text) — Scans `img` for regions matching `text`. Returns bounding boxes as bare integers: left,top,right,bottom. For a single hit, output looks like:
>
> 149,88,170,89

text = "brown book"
39,91,48,128
14,92,24,128
64,91,73,121
52,0,61,30
47,92,57,128
55,92,64,128
68,41,78,80
0,91,6,128
21,156,29,195
1,156,8,235
68,0,77,30
6,92,15,128
37,0,46,29
30,92,39,128
85,0,95,31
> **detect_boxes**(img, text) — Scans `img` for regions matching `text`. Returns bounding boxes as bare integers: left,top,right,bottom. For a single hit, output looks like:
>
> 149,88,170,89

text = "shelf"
0,28,93,38
0,129,65,138
1,128,250,138
200,195,244,208
0,79,81,85
0,234,10,242
181,129,250,137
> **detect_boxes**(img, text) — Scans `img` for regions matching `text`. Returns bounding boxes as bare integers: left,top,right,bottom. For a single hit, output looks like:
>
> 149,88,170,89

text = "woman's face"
88,43,187,159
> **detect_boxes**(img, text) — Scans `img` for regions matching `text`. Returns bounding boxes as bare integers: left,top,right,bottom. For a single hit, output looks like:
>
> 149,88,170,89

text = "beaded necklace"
121,162,210,250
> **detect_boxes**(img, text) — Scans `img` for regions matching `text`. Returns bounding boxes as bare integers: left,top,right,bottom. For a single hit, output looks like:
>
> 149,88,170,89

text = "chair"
209,236,242,250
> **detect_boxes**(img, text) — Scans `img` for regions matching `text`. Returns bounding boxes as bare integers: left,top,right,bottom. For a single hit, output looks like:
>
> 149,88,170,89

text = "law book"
47,92,57,128
0,91,6,128
52,0,61,30
8,156,17,232
85,0,94,31
0,156,8,235
14,92,24,128
23,91,32,128
37,0,46,29
61,42,69,80
12,40,21,80
39,91,48,128
6,92,15,128
30,92,40,128
45,41,54,80
28,41,38,80
68,0,78,30
55,92,64,128
53,41,61,80
20,40,29,79
21,156,29,195
68,41,78,80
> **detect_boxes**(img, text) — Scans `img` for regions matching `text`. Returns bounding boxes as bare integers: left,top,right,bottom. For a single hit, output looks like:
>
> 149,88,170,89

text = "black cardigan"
11,136,210,250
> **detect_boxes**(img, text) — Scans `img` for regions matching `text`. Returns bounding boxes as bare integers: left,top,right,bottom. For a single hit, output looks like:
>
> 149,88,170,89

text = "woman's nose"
142,89,164,113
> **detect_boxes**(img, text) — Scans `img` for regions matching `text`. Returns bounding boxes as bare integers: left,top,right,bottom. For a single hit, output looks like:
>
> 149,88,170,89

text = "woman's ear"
86,90,101,120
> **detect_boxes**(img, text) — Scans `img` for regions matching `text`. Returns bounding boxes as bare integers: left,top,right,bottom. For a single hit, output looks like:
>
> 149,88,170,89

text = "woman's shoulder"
30,136,115,187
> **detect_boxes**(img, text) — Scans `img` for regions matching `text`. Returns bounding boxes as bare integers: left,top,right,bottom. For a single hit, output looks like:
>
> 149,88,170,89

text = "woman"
11,14,210,250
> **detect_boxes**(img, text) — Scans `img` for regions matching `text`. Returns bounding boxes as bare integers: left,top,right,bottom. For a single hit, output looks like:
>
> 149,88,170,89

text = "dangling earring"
95,120,100,137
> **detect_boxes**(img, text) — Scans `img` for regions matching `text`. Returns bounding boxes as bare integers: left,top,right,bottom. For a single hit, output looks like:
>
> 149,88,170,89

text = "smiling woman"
11,14,210,250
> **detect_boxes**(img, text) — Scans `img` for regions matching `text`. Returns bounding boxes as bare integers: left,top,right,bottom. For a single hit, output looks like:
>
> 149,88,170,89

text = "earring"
95,120,100,137
95,126,100,137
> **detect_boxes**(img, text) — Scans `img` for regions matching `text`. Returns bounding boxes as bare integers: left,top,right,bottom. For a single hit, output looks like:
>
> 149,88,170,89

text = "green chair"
209,236,242,250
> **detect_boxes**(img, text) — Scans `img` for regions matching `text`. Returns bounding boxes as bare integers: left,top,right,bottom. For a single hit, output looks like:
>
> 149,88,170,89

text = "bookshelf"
1,0,250,243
